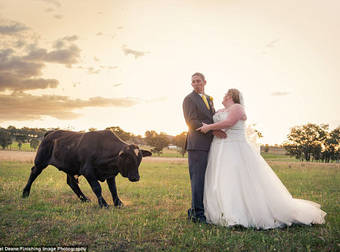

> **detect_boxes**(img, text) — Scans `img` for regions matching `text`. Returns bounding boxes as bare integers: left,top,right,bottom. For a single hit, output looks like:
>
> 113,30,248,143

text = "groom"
183,72,226,223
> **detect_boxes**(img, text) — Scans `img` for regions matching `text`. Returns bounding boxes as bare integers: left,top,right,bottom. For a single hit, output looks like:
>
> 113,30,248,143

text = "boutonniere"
208,96,214,105
208,96,214,111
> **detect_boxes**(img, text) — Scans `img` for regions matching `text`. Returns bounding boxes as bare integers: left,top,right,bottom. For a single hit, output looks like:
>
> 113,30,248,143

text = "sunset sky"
1,0,339,145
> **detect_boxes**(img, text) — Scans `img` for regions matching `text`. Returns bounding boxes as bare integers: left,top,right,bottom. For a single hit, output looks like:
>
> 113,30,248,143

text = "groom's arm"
183,96,203,130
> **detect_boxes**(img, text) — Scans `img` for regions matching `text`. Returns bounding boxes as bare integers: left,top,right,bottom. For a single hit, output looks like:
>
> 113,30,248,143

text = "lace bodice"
213,110,246,141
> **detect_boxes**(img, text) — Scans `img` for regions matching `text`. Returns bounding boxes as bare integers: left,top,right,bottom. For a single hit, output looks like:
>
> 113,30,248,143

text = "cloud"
0,76,59,92
0,49,59,91
266,39,280,48
86,67,100,74
271,91,291,96
73,82,80,87
77,66,101,74
0,24,80,92
261,38,280,55
53,14,63,19
99,65,118,70
0,93,142,122
53,35,78,49
0,20,29,35
35,0,61,8
122,45,148,59
62,35,78,42
15,40,26,48
112,83,123,87
45,8,54,12
23,44,81,66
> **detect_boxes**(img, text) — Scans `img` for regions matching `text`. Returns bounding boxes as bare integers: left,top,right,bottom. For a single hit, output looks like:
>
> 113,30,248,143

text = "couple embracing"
183,72,326,229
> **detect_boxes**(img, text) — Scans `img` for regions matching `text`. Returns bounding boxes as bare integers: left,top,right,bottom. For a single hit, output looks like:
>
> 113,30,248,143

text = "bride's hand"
196,123,211,134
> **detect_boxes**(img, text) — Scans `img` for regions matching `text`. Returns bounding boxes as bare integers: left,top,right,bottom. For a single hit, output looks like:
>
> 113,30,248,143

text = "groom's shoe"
187,208,193,220
196,216,207,224
188,209,207,224
190,216,207,224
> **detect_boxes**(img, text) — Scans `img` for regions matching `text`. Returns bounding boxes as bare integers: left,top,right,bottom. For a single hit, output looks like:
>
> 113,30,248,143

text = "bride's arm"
197,104,245,133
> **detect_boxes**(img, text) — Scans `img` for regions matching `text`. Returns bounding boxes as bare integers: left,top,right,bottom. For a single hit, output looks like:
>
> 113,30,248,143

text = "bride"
197,89,326,229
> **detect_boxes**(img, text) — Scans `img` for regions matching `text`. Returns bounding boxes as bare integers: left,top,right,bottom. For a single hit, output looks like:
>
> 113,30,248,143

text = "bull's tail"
34,131,55,168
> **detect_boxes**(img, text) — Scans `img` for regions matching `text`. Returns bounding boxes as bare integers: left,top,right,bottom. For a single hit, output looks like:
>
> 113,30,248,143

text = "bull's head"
117,144,152,182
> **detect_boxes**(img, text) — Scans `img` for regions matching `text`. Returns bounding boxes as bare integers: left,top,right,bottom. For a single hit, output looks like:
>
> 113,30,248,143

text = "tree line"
284,123,340,163
1,124,339,162
0,126,48,150
0,126,188,156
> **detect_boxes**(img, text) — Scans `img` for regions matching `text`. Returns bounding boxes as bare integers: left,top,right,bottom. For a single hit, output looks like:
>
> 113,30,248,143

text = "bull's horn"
141,150,152,157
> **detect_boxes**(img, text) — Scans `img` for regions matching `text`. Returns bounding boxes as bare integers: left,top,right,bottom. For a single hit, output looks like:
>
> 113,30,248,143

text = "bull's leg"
22,165,46,198
66,174,90,202
84,175,108,208
106,176,123,207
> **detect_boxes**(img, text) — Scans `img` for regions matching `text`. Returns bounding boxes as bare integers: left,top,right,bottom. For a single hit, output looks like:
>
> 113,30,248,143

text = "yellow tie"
202,95,210,110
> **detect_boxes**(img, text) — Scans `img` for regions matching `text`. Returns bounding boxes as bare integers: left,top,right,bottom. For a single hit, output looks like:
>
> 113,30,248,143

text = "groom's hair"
192,72,206,82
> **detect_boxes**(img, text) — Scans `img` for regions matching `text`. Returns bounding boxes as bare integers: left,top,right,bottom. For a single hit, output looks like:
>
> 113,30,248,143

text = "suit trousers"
188,150,209,218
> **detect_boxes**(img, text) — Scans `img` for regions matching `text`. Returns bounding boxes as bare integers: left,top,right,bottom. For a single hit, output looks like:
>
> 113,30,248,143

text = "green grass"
157,149,295,161
6,141,35,152
2,142,298,162
0,160,339,251
260,152,297,162
158,148,188,158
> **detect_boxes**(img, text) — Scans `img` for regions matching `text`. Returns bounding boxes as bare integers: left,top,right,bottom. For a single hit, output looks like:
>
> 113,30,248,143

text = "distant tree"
174,131,187,157
106,126,132,141
7,125,17,136
88,128,97,132
17,140,23,150
322,127,340,162
131,135,144,145
264,144,269,153
144,130,170,156
30,138,40,150
284,123,328,161
0,128,12,149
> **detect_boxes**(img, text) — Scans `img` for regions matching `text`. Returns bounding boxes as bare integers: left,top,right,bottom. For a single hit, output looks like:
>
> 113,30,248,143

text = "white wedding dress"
204,110,326,229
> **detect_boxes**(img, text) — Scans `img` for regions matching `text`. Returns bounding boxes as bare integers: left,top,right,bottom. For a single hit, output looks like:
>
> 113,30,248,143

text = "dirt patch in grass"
0,150,187,163
0,150,36,162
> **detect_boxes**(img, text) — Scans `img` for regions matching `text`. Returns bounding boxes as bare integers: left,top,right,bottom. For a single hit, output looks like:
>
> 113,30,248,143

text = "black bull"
22,130,152,208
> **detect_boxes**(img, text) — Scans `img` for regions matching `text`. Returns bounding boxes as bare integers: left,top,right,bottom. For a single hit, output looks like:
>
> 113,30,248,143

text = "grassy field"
4,141,297,162
0,158,339,251
4,142,35,152
145,148,298,162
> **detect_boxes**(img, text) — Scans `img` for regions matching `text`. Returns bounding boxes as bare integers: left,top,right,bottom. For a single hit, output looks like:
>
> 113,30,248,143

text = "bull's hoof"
100,203,110,209
114,199,124,208
99,199,109,208
22,190,30,198
80,196,91,202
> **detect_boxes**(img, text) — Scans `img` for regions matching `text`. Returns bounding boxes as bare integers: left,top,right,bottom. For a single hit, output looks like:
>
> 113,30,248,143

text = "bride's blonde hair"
227,89,241,104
